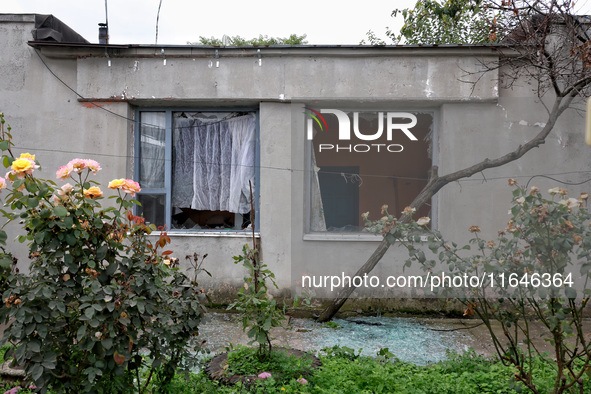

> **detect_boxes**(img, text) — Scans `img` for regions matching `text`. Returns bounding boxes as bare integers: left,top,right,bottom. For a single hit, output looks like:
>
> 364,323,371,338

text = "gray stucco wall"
0,15,130,273
1,14,590,301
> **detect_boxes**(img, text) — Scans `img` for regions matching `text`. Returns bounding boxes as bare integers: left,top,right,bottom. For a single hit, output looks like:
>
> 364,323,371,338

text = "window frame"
303,107,439,240
134,107,260,233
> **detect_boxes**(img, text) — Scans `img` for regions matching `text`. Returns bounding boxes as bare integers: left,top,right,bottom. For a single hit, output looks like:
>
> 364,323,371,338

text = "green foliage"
141,348,520,393
0,344,11,364
0,116,208,393
227,244,284,359
321,321,341,330
192,34,307,46
360,30,388,45
366,183,591,393
398,0,507,44
88,347,591,393
363,0,515,45
313,348,520,393
0,113,16,296
319,345,361,361
148,369,306,393
376,347,395,363
225,345,314,384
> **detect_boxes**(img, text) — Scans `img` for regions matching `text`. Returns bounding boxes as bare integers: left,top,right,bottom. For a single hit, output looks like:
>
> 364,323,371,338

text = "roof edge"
28,41,513,59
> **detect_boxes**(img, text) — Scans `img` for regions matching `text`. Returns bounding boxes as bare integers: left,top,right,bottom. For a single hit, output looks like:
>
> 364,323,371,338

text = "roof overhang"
28,41,514,60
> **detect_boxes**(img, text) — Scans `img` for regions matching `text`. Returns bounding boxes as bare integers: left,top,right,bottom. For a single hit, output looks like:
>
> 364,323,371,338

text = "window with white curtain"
135,110,258,231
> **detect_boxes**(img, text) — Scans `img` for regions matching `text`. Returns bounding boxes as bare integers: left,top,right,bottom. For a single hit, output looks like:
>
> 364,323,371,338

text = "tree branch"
562,75,591,98
543,50,562,96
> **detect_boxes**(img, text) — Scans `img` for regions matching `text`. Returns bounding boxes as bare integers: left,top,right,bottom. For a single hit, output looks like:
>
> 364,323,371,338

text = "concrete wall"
1,14,590,301
0,15,130,273
66,45,499,102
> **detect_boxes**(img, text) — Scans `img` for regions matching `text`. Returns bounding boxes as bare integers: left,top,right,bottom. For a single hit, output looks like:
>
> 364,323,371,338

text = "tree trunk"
317,239,391,322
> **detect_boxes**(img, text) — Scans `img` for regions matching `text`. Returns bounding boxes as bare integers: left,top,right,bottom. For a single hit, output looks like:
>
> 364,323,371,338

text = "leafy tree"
398,0,509,44
191,34,307,46
363,0,517,45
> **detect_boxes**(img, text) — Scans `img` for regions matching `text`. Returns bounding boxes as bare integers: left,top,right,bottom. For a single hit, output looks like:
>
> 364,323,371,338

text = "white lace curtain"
173,114,256,214
310,138,327,231
139,112,166,189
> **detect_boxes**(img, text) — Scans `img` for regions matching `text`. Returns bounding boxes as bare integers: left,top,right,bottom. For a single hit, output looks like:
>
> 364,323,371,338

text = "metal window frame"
134,107,260,232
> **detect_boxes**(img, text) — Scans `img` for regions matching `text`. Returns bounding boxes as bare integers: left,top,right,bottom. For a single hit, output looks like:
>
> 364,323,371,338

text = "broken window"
308,110,434,233
135,110,258,231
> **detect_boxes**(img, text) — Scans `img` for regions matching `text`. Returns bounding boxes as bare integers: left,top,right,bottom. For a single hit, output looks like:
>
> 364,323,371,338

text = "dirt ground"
0,312,588,366
198,312,591,361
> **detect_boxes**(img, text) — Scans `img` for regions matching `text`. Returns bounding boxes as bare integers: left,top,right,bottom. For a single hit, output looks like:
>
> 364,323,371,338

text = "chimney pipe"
98,23,109,44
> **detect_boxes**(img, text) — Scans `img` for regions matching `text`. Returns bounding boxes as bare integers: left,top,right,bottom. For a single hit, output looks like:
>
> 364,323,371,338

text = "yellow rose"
11,157,37,177
11,158,34,172
83,186,103,199
108,179,126,189
19,153,35,161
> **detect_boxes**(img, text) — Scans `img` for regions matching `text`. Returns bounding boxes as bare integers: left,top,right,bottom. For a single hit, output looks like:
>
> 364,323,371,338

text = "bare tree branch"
317,94,571,322
543,50,563,95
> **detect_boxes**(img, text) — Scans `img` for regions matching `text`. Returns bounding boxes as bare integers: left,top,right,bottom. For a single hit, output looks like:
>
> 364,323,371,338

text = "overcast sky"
5,0,591,46
3,0,416,45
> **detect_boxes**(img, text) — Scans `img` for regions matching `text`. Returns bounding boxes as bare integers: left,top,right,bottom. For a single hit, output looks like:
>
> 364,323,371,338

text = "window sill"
150,231,261,238
303,232,383,242
303,233,428,242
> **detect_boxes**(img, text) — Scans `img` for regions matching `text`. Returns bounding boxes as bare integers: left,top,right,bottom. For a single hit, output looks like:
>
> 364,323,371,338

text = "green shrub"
228,243,284,359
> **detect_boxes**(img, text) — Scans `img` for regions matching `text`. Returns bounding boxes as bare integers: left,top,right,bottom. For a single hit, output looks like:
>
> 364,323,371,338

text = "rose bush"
0,113,207,393
365,181,591,393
